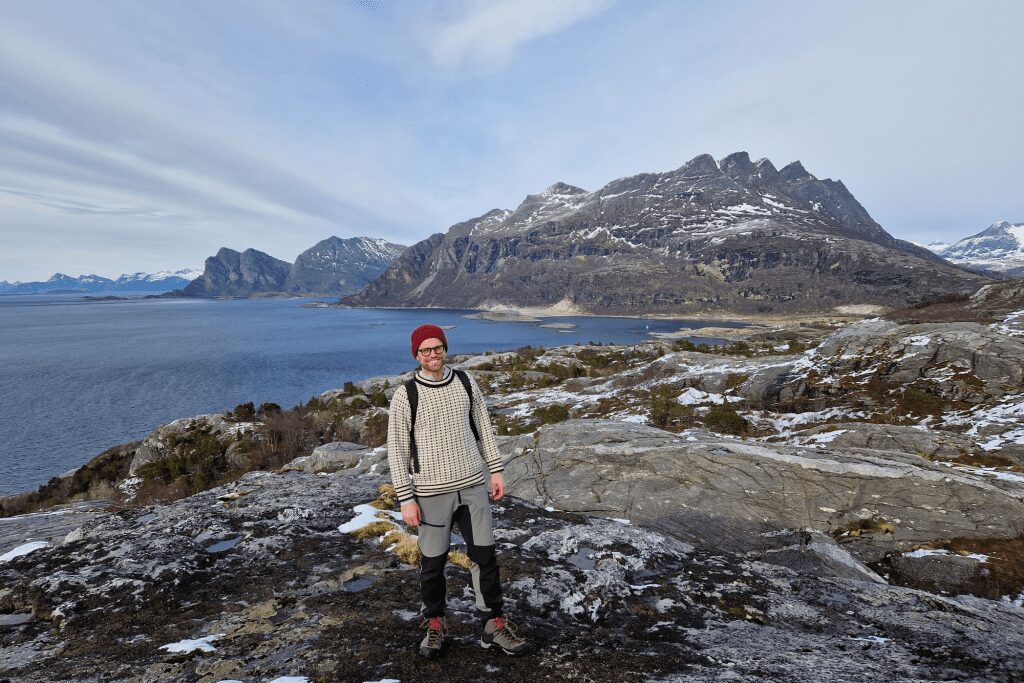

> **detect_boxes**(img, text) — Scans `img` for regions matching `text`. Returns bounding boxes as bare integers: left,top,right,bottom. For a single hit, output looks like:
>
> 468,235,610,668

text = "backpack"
404,369,481,474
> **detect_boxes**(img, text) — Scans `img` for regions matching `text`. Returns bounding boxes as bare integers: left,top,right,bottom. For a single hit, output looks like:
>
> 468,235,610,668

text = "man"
387,324,528,660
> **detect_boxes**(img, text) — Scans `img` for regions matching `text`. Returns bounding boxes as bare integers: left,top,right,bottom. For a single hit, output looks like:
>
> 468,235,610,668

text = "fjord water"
0,295,737,496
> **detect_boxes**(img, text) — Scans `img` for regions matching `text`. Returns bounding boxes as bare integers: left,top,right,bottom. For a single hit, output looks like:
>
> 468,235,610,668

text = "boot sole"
419,645,445,660
480,639,528,656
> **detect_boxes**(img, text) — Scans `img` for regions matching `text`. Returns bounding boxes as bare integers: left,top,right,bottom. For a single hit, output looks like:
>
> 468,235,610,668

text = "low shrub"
649,385,692,429
227,401,256,422
703,404,749,436
534,404,571,425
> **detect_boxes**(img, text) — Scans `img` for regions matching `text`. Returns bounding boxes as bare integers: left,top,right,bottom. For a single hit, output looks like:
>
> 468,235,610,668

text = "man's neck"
418,365,447,382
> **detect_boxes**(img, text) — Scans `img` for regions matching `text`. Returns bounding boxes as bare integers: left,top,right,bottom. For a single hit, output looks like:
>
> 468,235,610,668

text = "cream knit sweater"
386,367,504,503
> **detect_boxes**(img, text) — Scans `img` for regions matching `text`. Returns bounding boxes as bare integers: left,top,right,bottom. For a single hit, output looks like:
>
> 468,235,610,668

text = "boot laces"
424,617,445,647
492,617,523,643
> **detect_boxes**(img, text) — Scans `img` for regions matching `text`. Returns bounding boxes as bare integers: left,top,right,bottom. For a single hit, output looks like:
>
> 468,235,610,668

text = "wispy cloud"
0,0,1021,281
429,0,614,69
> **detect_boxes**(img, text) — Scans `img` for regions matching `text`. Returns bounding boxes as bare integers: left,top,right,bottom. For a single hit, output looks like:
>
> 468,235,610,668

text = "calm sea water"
0,294,741,496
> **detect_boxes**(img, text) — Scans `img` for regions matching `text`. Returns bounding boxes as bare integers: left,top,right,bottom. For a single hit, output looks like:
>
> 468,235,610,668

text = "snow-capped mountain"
285,236,406,295
930,221,1024,277
173,237,407,298
343,152,990,315
0,269,201,295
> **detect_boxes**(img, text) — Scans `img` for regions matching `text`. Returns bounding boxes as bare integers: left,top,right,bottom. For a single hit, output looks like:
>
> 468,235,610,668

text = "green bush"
227,401,256,422
362,412,389,447
649,386,692,429
897,388,946,416
494,413,535,436
259,402,282,415
534,404,570,425
703,404,749,435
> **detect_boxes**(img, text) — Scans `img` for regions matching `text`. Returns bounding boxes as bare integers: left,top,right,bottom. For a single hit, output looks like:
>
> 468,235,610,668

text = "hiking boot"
481,616,528,655
419,616,447,659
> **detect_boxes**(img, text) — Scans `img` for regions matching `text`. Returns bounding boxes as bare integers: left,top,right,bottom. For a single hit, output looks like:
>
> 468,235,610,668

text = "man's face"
415,337,446,374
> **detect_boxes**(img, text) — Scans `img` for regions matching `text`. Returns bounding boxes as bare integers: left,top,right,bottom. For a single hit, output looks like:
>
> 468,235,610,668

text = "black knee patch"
420,551,449,578
467,543,496,566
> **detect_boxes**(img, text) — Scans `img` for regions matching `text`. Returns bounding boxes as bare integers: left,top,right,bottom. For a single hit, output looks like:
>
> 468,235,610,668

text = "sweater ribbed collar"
415,365,453,387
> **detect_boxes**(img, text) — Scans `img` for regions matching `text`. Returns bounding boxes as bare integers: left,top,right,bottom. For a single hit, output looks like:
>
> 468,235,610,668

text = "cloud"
429,0,614,69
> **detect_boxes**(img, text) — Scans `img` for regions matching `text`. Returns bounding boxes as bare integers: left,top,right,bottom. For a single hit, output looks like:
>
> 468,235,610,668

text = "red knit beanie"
411,324,448,358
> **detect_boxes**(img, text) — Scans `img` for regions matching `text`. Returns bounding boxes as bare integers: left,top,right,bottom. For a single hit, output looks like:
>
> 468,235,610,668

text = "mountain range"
343,152,992,314
924,221,1024,277
176,236,406,298
0,270,202,295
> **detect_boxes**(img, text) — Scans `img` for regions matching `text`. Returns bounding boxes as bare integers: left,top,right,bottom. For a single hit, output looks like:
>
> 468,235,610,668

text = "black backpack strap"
453,369,481,442
404,379,420,474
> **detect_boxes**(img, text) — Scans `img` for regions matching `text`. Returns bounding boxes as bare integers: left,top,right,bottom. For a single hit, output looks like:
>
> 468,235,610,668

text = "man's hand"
490,472,505,501
401,501,421,527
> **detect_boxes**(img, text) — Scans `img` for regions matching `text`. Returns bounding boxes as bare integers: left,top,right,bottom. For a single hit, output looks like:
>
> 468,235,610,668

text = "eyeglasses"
417,344,446,356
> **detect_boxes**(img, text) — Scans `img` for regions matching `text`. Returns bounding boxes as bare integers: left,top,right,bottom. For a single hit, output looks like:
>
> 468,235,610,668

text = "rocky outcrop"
744,319,1024,407
970,278,1024,312
501,420,1024,562
344,153,990,314
3,469,1024,681
128,414,254,476
780,422,976,456
282,441,386,475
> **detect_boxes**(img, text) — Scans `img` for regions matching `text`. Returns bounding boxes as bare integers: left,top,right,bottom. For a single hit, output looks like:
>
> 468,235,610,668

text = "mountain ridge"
173,236,406,298
930,220,1024,277
0,269,202,295
343,152,990,314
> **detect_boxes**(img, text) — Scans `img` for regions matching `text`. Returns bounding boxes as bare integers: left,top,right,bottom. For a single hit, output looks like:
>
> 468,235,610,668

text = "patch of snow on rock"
0,541,49,562
159,633,224,653
338,504,402,534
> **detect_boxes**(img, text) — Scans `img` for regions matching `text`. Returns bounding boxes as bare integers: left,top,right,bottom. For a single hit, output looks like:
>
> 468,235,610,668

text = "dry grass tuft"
381,530,421,565
369,483,398,510
947,536,1024,600
448,550,472,570
351,520,397,540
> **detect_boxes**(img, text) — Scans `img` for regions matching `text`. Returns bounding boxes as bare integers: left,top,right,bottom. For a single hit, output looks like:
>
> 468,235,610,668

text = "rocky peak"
981,220,1014,235
678,153,722,176
753,157,780,181
778,160,814,182
718,151,755,176
542,182,587,196
213,247,241,264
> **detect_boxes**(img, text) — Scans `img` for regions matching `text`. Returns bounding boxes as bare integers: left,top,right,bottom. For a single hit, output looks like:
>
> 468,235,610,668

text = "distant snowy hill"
174,236,406,298
0,269,201,295
285,236,406,295
929,221,1024,277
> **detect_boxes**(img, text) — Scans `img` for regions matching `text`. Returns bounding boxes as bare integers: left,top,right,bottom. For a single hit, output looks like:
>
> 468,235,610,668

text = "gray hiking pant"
415,482,502,619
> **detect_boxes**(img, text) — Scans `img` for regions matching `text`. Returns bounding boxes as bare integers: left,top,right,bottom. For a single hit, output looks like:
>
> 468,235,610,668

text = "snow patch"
0,541,49,562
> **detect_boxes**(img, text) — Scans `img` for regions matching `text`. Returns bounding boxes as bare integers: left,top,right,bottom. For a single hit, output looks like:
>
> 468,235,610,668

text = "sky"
1,0,1022,281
